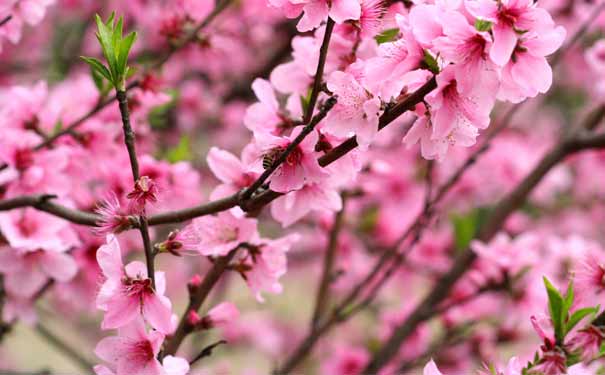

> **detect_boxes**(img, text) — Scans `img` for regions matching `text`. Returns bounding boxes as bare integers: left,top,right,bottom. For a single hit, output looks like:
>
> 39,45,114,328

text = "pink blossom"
94,319,189,375
206,146,259,200
126,176,159,214
497,24,566,103
471,232,539,282
0,208,78,253
466,0,558,66
244,233,299,302
568,325,605,362
0,245,77,298
325,68,383,147
270,183,342,227
321,345,369,375
363,19,425,99
256,127,328,193
96,235,174,334
432,9,500,95
427,66,493,139
574,253,605,302
244,78,292,136
275,0,362,32
357,0,385,38
423,360,444,375
95,194,136,235
205,302,240,327
0,0,55,52
177,210,258,256
531,314,556,347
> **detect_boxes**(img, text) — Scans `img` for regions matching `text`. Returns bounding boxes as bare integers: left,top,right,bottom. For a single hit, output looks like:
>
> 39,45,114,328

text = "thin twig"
35,323,94,372
240,18,336,201
189,340,228,365
311,196,347,328
162,249,238,356
0,1,234,173
0,15,12,28
362,107,605,374
241,97,337,201
303,18,335,125
115,90,156,287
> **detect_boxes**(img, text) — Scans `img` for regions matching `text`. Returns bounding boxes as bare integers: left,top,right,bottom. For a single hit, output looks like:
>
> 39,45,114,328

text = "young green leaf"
423,50,440,74
375,28,399,44
566,306,599,335
81,56,112,82
543,277,565,343
475,19,492,32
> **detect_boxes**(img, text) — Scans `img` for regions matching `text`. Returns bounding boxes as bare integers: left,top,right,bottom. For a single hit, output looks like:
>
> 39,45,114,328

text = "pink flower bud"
186,310,201,326
189,274,202,287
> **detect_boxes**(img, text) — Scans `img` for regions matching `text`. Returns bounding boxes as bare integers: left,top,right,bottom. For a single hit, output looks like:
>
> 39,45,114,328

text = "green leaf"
81,56,112,82
475,19,492,32
375,28,399,44
118,31,137,74
451,209,486,251
563,281,574,316
543,277,565,343
52,121,63,134
423,50,440,74
165,135,193,163
94,14,118,79
566,307,599,335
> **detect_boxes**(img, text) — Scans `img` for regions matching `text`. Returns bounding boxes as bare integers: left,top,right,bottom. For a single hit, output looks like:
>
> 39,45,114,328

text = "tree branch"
0,15,12,28
362,106,605,374
35,323,94,372
240,18,336,201
116,90,156,287
0,1,233,173
311,196,347,328
162,249,238,357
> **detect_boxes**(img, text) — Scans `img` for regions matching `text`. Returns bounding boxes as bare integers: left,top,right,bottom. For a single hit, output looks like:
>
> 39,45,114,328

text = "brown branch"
0,77,437,233
189,340,228,365
241,97,337,201
240,18,336,201
0,195,99,225
0,1,233,173
162,249,238,356
303,18,335,125
116,90,156,287
274,104,605,374
311,196,347,328
35,323,94,372
362,106,605,374
0,15,12,28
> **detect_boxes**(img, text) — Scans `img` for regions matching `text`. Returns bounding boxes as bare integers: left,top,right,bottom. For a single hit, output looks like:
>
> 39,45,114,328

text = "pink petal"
511,53,552,94
251,78,279,111
490,23,518,66
207,147,245,184
329,0,361,24
102,294,139,330
40,251,78,282
97,235,123,280
142,294,174,334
